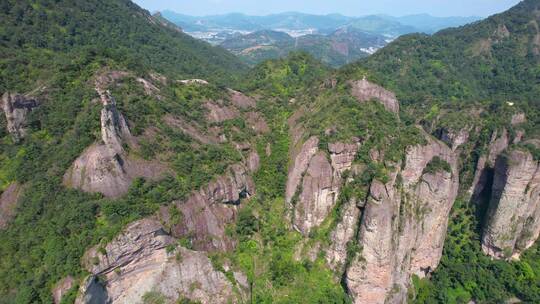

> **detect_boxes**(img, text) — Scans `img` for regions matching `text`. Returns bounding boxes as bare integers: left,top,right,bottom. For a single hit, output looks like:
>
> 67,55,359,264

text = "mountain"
161,10,352,32
221,27,388,66
380,14,481,34
0,1,246,92
2,0,540,304
161,11,483,42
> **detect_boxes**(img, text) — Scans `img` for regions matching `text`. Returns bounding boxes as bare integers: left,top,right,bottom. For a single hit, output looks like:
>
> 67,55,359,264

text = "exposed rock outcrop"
294,151,339,235
245,111,270,134
52,276,75,304
437,127,470,151
64,90,168,198
325,196,361,272
349,78,399,114
287,137,360,236
204,101,240,123
228,89,256,109
345,134,459,304
161,162,256,252
481,149,540,259
0,183,22,229
469,129,510,202
1,92,39,141
78,218,241,304
163,114,219,145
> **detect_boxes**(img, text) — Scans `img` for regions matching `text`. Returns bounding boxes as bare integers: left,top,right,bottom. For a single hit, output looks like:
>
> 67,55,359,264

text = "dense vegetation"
2,0,540,303
0,0,246,92
355,0,540,139
221,28,386,67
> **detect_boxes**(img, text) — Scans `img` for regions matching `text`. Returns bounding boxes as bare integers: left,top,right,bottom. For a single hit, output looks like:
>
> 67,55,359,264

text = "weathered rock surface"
204,101,240,123
228,89,256,109
52,276,75,304
287,137,360,235
245,111,270,134
285,136,320,204
78,218,241,304
64,90,168,198
345,134,459,304
162,163,256,252
349,78,399,114
294,151,339,235
437,127,470,151
75,276,108,304
0,183,22,229
163,114,219,144
482,149,540,259
1,92,39,141
325,197,361,272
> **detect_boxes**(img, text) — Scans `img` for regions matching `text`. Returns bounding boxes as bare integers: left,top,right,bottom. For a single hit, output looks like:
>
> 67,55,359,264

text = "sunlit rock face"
482,148,540,259
77,218,244,304
344,134,459,304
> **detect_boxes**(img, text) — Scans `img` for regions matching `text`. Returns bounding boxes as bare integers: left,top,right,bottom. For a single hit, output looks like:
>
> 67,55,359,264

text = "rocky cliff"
344,134,459,304
160,161,257,252
64,89,168,198
77,218,244,304
481,148,540,259
286,135,360,236
1,92,39,142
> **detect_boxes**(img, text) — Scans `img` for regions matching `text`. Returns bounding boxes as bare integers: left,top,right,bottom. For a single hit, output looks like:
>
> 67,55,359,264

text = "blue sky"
133,0,522,17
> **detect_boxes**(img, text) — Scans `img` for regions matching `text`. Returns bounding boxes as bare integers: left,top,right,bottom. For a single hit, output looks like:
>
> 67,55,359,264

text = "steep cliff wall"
286,135,360,236
482,148,540,259
161,161,257,252
343,134,459,304
77,218,245,304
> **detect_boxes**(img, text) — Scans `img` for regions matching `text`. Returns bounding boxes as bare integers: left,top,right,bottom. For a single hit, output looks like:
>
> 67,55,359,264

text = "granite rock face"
162,162,257,252
78,218,241,304
1,92,39,141
286,135,360,236
481,149,540,259
349,79,399,114
325,196,361,272
64,90,168,198
345,134,459,304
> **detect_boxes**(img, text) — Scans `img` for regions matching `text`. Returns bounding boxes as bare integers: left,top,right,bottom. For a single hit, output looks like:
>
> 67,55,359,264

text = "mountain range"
1,0,540,304
159,11,480,66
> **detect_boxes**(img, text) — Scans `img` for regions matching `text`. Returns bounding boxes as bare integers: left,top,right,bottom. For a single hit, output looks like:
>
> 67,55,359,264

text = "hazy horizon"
133,0,521,18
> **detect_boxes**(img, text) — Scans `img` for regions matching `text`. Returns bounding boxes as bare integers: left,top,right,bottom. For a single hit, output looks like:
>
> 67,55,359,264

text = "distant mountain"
221,27,388,66
346,15,418,37
161,11,351,32
161,11,481,37
379,14,481,34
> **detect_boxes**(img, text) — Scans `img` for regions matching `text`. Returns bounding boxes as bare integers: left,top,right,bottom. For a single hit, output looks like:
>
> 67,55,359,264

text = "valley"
1,1,539,304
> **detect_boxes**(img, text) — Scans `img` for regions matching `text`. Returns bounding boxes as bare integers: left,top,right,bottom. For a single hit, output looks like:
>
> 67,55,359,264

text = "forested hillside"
1,0,540,304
